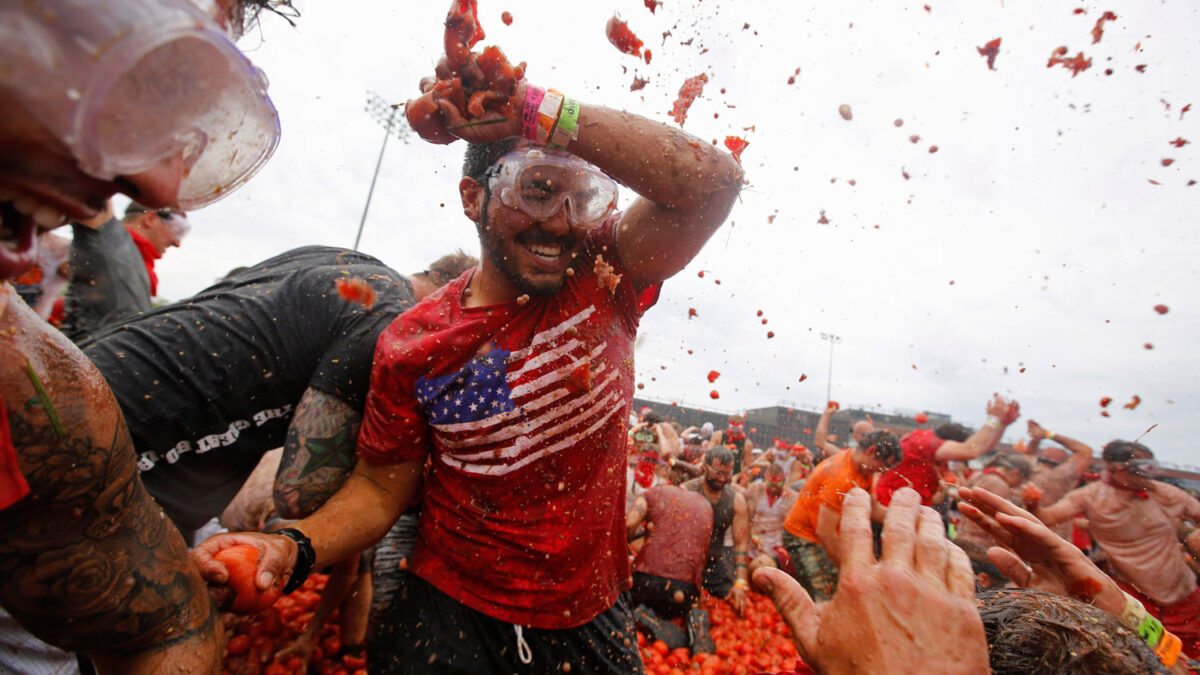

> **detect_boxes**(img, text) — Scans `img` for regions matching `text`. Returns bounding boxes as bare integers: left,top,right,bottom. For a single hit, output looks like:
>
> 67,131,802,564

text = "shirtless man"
1,0,284,670
746,463,799,574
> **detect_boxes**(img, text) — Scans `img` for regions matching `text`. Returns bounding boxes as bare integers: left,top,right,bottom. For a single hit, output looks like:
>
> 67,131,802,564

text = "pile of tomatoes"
638,591,811,675
221,574,365,675
224,575,807,674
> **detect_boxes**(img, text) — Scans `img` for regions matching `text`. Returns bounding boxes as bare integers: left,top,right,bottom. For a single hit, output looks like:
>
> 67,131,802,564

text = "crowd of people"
1,0,1198,674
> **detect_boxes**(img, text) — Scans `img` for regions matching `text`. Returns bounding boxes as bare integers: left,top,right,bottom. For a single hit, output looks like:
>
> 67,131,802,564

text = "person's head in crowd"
703,446,736,492
410,249,478,300
985,453,1033,487
459,139,619,297
934,422,971,443
851,430,902,476
971,556,1011,591
0,0,289,281
977,588,1169,674
124,203,189,255
850,420,876,445
725,415,747,442
634,443,664,487
764,463,787,497
1102,440,1157,490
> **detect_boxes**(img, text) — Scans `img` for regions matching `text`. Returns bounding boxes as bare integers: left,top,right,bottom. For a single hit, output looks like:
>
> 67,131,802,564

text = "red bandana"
126,228,161,296
0,390,31,510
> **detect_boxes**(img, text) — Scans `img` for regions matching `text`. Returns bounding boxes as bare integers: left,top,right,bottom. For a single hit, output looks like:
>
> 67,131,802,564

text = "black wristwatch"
276,528,316,594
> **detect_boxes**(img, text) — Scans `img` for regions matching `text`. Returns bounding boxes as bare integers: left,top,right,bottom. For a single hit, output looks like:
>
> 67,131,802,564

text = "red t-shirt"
875,429,945,506
357,220,661,628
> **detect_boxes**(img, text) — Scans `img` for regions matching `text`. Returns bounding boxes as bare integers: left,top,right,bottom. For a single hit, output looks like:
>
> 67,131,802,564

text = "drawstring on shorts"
514,624,533,664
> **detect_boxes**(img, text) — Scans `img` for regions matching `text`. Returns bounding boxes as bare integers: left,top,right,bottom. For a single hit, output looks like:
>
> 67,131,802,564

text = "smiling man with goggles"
0,0,280,209
486,148,619,227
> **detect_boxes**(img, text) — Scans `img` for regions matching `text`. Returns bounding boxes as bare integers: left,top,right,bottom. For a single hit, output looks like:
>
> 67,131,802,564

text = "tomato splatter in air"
1162,159,1175,167
915,412,928,424
724,136,749,162
707,370,721,383
977,38,1001,70
1100,396,1112,408
631,76,649,91
756,310,763,317
688,307,697,319
710,390,720,399
1170,137,1190,148
644,0,659,13
1124,395,1142,409
1047,47,1092,76
335,277,377,310
1182,104,1192,120
1154,304,1169,314
594,254,622,294
799,374,807,382
670,74,709,126
606,16,644,58
1143,342,1154,350
501,10,512,25
1101,410,1110,417
767,331,775,338
1091,11,1116,44
838,104,853,121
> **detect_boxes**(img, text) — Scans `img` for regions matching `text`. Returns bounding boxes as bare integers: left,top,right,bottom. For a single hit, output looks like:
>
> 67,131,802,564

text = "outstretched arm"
934,394,1019,462
273,387,361,519
1026,420,1093,473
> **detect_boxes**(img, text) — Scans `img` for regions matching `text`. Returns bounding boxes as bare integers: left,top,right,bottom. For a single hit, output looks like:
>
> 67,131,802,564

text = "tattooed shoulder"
0,293,220,666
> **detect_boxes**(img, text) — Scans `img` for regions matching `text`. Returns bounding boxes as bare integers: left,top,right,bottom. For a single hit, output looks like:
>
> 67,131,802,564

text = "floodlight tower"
820,332,841,404
354,91,410,251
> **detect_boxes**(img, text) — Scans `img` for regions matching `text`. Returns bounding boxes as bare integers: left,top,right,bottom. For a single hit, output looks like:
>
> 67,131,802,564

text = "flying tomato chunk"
1170,137,1190,148
606,16,644,58
1100,396,1113,408
1154,304,1169,314
1124,395,1142,409
710,390,720,399
707,370,720,383
644,0,660,13
915,412,929,424
1091,11,1117,44
501,10,512,25
724,136,749,162
838,104,853,121
977,38,1002,70
334,277,377,310
1047,47,1092,76
687,307,697,319
594,254,623,294
670,73,709,126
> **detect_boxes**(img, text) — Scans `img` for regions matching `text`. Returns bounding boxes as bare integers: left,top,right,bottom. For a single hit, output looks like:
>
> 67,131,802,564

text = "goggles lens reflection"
489,149,618,227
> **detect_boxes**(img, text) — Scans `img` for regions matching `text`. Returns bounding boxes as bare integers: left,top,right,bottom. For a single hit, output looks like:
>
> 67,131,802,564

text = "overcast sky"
138,0,1197,465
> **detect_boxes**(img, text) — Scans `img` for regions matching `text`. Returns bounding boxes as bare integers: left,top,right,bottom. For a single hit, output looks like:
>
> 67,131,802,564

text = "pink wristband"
521,86,546,143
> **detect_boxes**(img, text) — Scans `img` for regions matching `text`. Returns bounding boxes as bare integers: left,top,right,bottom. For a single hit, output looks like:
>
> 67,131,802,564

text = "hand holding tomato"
214,544,283,613
192,532,297,611
753,488,989,675
824,401,839,415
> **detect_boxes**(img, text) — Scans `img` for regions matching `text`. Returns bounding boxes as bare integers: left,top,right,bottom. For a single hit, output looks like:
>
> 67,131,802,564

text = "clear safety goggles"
0,0,280,209
487,149,618,227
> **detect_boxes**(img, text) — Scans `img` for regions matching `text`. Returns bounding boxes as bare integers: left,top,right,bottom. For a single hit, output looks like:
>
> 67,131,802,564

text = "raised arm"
273,387,361,519
934,394,1019,462
657,423,682,459
426,85,743,288
1026,420,1093,473
813,402,840,458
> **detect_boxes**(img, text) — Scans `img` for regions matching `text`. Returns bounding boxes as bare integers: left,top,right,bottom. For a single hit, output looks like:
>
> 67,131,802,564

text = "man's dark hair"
934,423,971,443
977,588,1168,674
418,249,478,287
705,446,735,467
860,430,902,465
462,137,522,181
642,411,663,426
1102,440,1153,463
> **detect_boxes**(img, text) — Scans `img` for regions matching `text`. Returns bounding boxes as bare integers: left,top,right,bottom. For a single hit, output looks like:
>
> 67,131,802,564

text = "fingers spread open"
880,487,921,565
837,487,876,569
957,502,1016,549
913,506,949,584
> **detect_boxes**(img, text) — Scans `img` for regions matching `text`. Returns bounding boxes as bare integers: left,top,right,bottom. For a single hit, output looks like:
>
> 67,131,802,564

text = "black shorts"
701,546,735,598
631,572,700,619
368,572,643,674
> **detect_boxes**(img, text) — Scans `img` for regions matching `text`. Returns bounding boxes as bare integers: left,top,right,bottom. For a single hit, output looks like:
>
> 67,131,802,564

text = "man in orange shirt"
781,431,902,600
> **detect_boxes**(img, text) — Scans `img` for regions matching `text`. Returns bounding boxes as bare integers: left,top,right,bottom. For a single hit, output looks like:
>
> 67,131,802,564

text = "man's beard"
704,476,726,492
477,197,577,297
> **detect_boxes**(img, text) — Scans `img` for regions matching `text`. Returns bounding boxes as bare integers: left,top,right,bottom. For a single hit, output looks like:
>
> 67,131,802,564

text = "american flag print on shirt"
412,305,624,477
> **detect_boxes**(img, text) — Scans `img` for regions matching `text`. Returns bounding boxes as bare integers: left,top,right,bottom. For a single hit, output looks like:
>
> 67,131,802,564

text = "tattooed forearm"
0,297,220,670
273,388,360,519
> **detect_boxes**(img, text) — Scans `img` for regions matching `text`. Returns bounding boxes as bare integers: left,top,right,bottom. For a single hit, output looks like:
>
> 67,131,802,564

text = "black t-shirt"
61,218,152,342
82,246,415,532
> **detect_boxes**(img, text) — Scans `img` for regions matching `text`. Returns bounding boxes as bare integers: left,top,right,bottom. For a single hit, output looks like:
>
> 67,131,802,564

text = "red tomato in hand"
213,544,281,613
